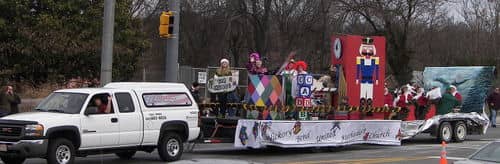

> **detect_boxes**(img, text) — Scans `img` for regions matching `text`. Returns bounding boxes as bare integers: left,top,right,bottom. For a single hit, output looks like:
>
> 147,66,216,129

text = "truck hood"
2,112,73,123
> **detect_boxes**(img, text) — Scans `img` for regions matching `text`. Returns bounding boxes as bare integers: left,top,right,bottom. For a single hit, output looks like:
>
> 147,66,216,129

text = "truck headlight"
25,124,44,137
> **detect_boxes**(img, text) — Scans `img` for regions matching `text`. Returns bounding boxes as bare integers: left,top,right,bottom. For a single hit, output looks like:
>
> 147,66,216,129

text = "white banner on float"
235,120,402,148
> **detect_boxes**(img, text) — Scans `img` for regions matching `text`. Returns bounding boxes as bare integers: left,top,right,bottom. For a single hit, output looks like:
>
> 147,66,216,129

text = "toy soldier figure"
356,37,380,107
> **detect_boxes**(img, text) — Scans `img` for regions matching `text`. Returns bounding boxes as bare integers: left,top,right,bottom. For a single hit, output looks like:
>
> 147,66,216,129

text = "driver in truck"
94,95,112,114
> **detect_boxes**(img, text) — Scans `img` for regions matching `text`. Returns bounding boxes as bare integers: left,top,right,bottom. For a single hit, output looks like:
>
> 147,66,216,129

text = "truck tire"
453,121,467,142
46,138,75,164
437,122,452,143
158,133,183,162
115,151,136,160
1,156,26,164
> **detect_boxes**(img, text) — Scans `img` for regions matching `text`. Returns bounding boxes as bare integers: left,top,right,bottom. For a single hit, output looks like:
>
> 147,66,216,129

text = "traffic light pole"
100,0,115,86
165,0,180,82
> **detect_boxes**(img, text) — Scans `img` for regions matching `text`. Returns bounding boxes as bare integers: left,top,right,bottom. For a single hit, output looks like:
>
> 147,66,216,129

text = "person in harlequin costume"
356,37,379,107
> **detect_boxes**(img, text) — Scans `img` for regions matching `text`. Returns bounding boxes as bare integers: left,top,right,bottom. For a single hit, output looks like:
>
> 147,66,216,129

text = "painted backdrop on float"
423,66,496,113
332,35,386,107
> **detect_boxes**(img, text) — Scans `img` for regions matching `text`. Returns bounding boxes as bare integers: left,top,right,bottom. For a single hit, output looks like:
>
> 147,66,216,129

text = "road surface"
11,125,499,164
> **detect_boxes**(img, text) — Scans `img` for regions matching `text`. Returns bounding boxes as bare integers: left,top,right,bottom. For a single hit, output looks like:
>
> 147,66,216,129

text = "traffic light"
159,11,174,38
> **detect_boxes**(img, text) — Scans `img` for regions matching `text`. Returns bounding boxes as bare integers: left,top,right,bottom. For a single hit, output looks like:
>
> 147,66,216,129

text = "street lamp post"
165,0,180,82
100,0,115,86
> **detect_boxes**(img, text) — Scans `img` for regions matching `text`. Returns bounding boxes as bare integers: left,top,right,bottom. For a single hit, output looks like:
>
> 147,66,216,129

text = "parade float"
196,35,493,149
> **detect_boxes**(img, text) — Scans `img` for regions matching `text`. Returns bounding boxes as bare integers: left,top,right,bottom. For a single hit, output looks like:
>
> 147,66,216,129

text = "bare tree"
133,0,498,84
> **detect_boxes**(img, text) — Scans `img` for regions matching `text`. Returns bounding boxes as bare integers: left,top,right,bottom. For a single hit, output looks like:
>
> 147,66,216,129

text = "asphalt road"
12,125,499,164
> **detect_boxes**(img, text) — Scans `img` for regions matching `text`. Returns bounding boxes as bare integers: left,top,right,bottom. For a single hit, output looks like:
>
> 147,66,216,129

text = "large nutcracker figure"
356,37,379,107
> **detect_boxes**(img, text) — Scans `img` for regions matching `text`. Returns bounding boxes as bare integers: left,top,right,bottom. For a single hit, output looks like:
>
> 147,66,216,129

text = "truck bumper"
0,139,48,158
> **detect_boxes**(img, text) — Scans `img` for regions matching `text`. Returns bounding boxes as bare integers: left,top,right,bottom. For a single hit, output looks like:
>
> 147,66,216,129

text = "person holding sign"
215,58,232,118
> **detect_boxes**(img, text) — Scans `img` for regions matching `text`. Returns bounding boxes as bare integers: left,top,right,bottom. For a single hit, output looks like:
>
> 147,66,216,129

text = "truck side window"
115,93,135,113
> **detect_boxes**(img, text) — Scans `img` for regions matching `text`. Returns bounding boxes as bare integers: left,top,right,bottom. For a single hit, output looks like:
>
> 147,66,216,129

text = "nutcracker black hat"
362,37,373,45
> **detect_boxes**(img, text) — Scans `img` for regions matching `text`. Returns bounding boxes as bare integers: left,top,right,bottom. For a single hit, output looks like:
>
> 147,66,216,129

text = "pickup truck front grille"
0,125,23,137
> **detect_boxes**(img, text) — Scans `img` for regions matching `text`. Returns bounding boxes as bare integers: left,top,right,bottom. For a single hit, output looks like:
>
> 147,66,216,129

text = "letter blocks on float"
295,74,313,108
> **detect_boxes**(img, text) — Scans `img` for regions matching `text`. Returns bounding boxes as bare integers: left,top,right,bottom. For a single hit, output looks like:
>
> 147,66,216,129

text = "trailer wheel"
453,121,467,142
437,122,452,143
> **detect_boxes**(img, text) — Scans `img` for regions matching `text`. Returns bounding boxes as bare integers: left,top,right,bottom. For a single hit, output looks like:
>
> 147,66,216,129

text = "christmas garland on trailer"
198,103,414,121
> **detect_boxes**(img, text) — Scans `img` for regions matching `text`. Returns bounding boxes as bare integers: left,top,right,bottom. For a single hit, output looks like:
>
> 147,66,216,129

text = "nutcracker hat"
362,37,374,45
295,61,308,71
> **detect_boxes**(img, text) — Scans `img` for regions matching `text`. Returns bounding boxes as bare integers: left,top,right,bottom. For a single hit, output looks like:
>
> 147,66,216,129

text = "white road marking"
479,138,500,141
427,156,467,160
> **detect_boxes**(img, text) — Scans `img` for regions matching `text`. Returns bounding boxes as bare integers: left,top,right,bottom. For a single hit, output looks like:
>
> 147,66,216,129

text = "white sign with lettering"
198,72,207,84
207,76,238,93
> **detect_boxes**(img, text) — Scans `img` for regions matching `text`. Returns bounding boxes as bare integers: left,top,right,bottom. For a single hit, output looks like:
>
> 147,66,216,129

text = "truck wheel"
47,138,75,164
115,151,136,160
158,133,183,162
453,121,467,142
437,122,452,143
1,156,26,164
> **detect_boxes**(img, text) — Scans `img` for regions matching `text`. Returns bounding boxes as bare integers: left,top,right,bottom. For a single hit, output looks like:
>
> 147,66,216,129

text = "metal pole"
100,0,115,86
165,0,180,82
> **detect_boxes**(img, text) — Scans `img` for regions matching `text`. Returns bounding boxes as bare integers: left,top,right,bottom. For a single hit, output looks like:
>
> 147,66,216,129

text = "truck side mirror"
84,107,99,116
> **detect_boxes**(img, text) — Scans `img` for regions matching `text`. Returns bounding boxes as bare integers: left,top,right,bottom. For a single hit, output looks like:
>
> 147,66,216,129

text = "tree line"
0,0,149,85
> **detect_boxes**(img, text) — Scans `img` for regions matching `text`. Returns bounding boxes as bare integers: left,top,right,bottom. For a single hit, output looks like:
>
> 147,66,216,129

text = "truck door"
114,91,143,146
80,92,120,148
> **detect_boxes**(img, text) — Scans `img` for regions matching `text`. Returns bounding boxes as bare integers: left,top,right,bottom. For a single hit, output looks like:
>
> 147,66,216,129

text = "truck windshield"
35,92,89,114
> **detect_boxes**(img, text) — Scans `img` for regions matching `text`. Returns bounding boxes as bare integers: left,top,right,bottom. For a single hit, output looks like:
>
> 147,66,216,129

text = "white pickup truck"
0,82,200,164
